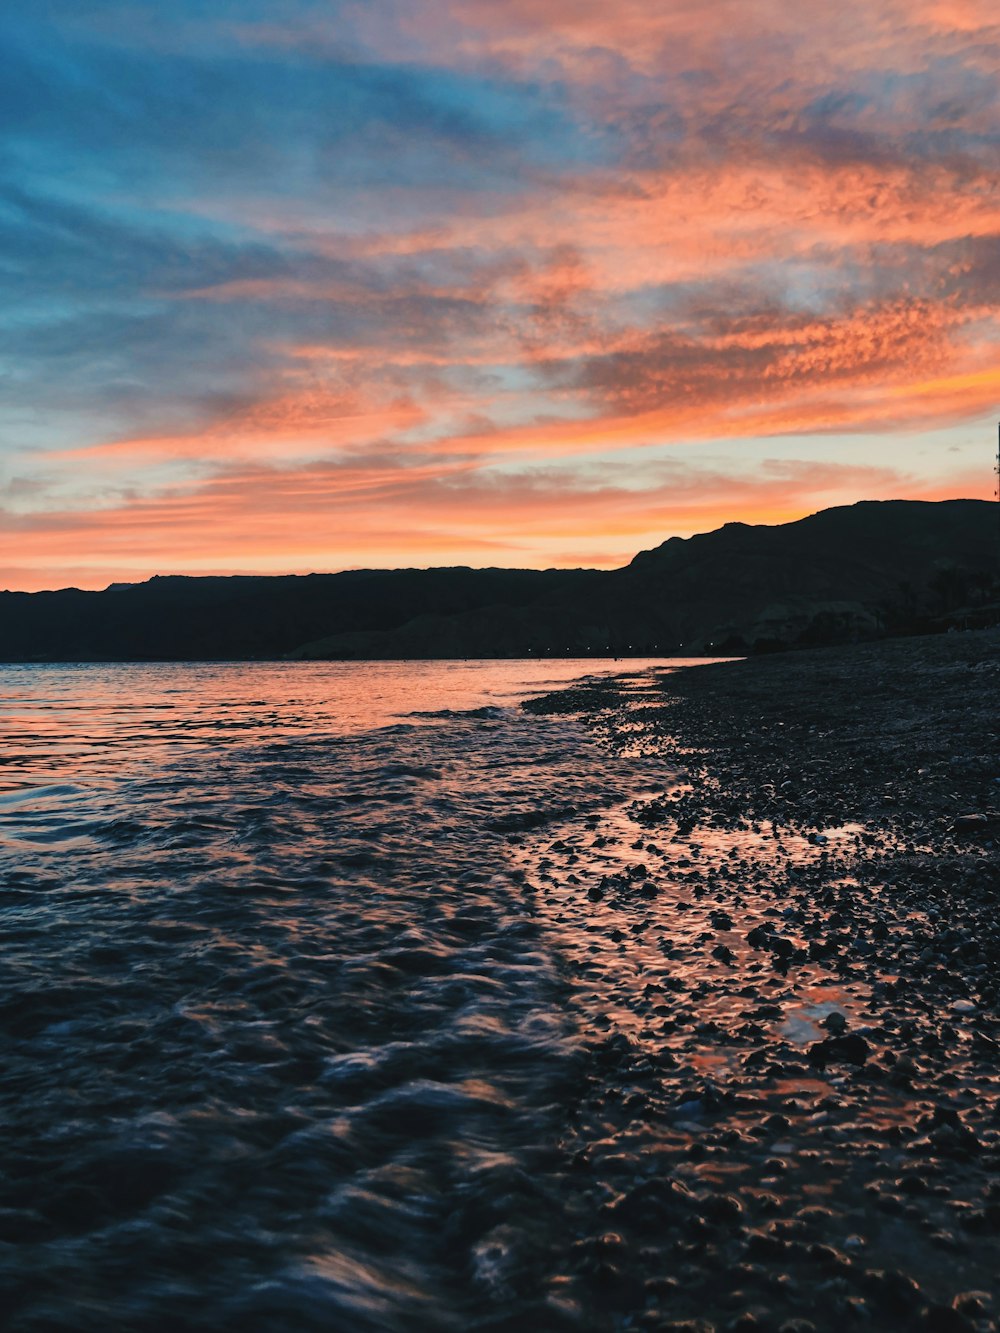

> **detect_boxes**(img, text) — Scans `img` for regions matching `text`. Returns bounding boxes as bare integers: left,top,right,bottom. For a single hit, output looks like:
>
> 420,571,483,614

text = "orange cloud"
57,393,438,463
3,453,991,592
8,0,1000,592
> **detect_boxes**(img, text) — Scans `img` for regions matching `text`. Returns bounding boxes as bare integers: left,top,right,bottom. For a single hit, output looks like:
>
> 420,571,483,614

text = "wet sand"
515,629,1000,1332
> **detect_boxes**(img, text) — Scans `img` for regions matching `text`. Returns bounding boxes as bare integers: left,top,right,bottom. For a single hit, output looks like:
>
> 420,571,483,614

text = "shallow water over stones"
4,653,998,1331
516,654,1000,1331
1,661,687,1331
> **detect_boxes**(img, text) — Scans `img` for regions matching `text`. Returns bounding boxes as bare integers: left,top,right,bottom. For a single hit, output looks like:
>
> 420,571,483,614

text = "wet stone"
922,1306,977,1333
806,1033,870,1068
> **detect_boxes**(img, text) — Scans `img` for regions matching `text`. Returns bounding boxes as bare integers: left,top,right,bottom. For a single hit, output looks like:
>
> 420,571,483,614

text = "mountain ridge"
2,499,997,661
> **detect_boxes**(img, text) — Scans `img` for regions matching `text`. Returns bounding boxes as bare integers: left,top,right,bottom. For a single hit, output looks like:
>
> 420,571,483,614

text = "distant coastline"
1,499,997,663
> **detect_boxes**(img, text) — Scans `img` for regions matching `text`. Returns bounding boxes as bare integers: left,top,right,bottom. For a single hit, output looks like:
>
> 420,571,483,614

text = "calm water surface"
0,659,684,1331
0,657,676,799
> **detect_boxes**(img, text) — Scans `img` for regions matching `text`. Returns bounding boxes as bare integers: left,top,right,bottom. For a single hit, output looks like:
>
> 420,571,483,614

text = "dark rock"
604,1177,695,1227
860,1268,923,1313
896,1173,930,1196
952,1292,993,1317
807,1033,870,1068
952,814,987,836
921,1304,976,1332
743,1231,788,1261
806,1243,849,1273
699,1193,743,1224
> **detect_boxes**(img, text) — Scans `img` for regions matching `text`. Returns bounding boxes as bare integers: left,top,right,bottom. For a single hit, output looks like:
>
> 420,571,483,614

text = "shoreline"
513,629,999,1330
2,641,997,1331
0,633,987,666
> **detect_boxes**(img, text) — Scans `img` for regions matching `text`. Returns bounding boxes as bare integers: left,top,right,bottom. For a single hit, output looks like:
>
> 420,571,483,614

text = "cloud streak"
0,0,997,587
6,452,980,592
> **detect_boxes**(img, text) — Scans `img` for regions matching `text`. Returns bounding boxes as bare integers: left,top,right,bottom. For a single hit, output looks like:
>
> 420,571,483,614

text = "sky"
1,0,998,591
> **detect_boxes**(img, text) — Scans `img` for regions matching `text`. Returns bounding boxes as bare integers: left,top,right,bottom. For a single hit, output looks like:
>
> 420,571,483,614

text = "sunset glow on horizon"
1,0,998,590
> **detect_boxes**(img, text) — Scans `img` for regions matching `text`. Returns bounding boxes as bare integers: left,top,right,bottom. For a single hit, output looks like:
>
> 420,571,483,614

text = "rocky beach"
1,638,998,1332
513,628,1000,1331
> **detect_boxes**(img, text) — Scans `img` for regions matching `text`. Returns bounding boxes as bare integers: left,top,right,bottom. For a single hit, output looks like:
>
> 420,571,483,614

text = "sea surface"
0,659,682,1331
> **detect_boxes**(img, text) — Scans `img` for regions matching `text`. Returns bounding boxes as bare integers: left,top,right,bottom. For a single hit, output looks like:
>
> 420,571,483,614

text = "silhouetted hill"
616,498,1000,653
1,500,997,661
0,567,588,661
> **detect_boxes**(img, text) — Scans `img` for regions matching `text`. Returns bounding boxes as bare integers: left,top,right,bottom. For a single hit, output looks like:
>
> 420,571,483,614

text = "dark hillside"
1,500,996,660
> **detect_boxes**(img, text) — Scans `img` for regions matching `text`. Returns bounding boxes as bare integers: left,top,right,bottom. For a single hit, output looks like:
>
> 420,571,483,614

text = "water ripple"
0,660,674,1330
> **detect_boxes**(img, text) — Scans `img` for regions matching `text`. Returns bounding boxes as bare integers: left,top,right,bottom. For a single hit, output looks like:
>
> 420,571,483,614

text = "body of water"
0,659,683,1331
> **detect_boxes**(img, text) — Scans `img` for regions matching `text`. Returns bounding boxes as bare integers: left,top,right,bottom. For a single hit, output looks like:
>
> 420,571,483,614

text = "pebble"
807,1033,871,1068
952,814,987,835
510,636,1000,1332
